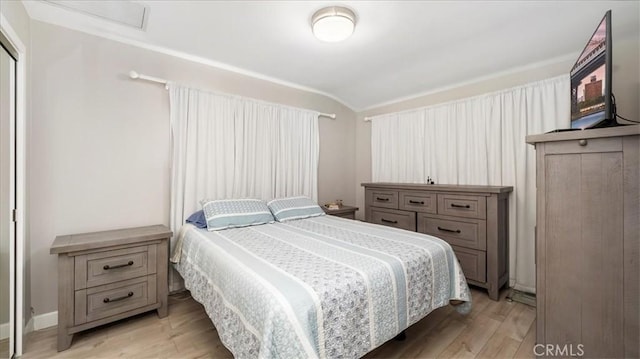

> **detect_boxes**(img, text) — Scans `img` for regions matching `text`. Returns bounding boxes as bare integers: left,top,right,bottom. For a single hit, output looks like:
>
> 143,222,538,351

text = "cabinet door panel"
579,152,624,358
544,149,625,357
544,153,583,346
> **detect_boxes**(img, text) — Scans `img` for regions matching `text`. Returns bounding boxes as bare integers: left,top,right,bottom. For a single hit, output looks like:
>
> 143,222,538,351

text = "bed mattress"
173,215,471,358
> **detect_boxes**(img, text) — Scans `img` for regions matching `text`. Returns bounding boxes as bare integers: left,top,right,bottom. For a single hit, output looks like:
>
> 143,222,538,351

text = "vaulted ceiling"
23,1,639,111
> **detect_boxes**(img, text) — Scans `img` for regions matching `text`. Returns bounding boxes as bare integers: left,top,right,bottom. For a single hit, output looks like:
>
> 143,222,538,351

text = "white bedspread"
174,215,471,359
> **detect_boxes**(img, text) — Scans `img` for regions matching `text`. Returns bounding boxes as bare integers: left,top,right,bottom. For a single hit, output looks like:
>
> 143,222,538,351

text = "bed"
172,214,471,358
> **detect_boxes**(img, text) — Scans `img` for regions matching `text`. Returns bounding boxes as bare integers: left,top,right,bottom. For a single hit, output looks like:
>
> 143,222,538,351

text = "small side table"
50,224,172,351
322,205,358,219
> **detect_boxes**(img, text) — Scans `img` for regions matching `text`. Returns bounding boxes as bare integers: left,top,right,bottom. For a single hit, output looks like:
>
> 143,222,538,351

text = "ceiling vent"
43,0,148,29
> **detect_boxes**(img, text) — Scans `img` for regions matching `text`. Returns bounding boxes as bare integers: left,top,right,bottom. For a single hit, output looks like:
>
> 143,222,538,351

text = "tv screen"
570,11,612,129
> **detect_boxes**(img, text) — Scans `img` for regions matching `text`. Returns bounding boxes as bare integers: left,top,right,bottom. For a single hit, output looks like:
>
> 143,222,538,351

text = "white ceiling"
23,1,640,111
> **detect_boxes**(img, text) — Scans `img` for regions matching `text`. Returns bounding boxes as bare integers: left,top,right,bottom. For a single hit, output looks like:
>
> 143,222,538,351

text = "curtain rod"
129,70,169,89
128,70,336,119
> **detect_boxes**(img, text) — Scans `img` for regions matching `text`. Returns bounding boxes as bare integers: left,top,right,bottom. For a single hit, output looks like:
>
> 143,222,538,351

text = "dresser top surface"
361,182,513,194
526,125,639,145
51,224,172,254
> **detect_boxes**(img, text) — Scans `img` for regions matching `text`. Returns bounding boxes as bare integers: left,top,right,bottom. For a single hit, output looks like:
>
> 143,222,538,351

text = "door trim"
0,13,26,357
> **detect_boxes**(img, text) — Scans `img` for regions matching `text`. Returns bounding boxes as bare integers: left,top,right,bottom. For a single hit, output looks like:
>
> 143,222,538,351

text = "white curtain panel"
371,75,570,293
169,85,319,244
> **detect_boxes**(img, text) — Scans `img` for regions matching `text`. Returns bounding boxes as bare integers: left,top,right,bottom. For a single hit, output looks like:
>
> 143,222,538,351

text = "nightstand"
50,224,172,351
322,205,358,219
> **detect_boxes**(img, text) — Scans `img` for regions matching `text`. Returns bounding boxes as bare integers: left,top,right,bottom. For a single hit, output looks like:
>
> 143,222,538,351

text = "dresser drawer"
417,215,486,250
451,246,486,283
366,189,398,209
370,208,416,231
75,245,156,289
399,191,436,213
437,194,487,219
74,275,156,325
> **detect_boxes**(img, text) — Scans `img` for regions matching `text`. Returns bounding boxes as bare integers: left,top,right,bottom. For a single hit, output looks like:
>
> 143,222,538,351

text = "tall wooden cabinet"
526,126,639,358
361,183,512,300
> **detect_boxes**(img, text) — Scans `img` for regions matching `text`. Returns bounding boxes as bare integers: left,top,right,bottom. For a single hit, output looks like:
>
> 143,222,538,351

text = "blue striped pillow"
267,196,325,222
201,199,274,231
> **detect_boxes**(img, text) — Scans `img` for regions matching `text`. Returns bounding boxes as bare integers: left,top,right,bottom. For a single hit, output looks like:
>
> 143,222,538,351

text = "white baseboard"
32,311,57,331
2,313,55,338
0,321,8,340
25,316,33,334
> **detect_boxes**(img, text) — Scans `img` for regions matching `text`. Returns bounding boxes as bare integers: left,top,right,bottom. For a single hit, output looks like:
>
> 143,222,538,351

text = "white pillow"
267,196,325,222
201,199,274,231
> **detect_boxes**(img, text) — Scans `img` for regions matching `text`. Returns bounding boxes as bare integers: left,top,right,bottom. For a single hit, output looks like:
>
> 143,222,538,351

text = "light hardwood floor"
22,288,536,358
1,338,8,358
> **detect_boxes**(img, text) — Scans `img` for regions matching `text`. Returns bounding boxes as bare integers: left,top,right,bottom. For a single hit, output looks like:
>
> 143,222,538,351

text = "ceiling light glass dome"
312,6,356,42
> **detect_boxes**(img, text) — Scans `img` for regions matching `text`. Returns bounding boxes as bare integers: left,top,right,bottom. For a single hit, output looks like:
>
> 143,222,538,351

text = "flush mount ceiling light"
311,6,356,42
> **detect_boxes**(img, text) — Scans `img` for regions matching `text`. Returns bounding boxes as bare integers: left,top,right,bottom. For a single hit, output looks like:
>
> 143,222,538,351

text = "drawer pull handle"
103,291,134,303
408,200,424,205
381,218,398,224
437,226,461,234
103,261,134,270
450,203,470,209
376,197,390,202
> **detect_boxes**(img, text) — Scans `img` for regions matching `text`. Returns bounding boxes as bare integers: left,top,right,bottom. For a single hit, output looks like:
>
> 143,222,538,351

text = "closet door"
0,40,17,359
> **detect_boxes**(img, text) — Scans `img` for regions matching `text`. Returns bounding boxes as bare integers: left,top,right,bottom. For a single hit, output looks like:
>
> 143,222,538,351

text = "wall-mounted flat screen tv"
570,10,613,129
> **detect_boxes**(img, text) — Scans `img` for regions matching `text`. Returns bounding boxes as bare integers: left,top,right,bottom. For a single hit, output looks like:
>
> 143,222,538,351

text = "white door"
0,39,17,359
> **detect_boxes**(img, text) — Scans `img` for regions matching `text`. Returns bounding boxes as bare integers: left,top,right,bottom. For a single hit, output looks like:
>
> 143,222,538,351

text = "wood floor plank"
0,338,8,358
481,336,522,359
476,303,536,359
513,319,537,359
437,313,502,358
365,305,455,359
403,316,468,358
22,288,535,359
481,289,515,322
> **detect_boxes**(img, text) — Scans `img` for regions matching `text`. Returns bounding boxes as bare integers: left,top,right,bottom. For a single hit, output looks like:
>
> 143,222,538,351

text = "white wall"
29,20,356,316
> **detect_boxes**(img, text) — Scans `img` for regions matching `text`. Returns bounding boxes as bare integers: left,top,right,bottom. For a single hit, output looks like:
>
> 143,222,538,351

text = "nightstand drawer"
75,245,156,289
451,246,486,283
437,194,486,219
322,205,358,219
366,189,398,209
370,208,416,231
399,191,436,213
332,212,355,219
417,215,486,250
75,276,156,325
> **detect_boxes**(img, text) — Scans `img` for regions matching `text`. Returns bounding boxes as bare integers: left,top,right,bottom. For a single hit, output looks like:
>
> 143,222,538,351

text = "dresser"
362,183,512,300
526,126,639,358
50,225,172,351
